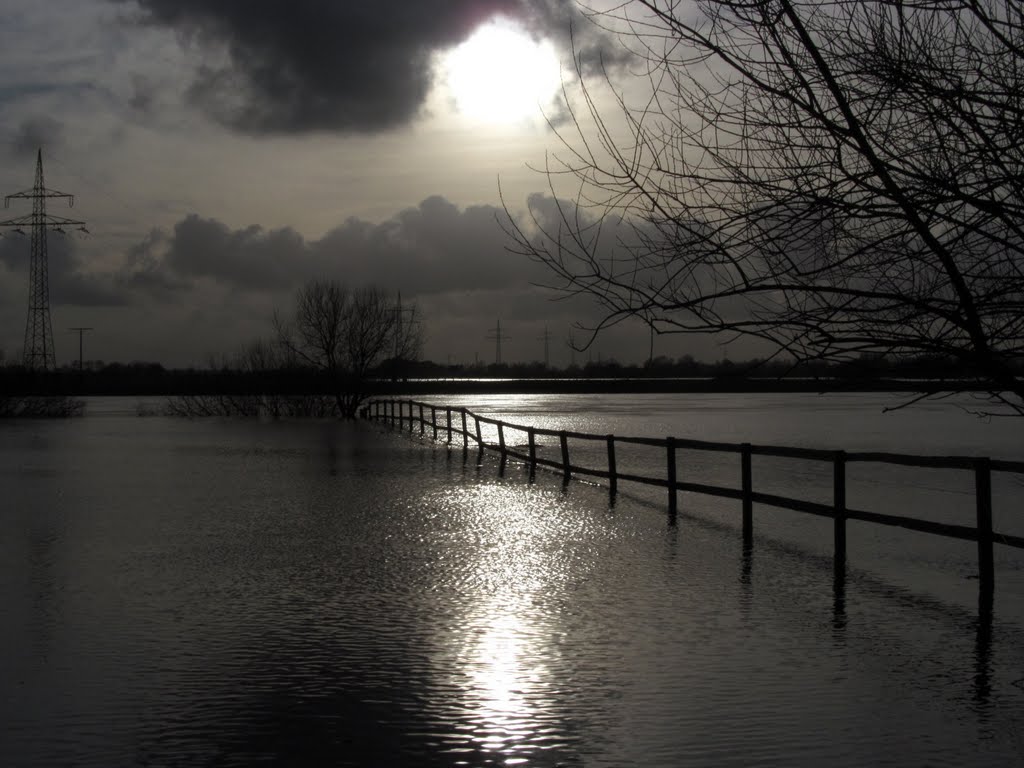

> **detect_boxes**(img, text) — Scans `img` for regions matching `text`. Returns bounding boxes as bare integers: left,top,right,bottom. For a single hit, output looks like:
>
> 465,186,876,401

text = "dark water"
2,405,1023,766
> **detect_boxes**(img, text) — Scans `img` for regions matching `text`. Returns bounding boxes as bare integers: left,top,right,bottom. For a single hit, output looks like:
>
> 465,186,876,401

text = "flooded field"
1,394,1022,766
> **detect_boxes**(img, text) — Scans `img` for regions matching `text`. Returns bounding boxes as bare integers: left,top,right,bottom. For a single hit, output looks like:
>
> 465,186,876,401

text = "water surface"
2,396,1022,766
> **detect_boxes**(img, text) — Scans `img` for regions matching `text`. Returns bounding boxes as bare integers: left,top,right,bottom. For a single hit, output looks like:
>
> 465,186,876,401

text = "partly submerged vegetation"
0,394,84,418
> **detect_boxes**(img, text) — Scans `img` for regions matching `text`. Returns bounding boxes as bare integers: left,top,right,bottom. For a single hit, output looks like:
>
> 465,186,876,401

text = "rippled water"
2,396,1023,766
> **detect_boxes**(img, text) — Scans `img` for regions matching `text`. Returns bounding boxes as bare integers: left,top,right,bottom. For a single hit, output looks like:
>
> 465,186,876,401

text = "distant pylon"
1,149,87,370
392,291,418,360
537,325,551,368
486,319,511,365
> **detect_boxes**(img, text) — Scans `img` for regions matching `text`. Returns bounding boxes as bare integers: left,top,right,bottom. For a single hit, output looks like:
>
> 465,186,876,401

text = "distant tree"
276,280,423,418
506,0,1024,413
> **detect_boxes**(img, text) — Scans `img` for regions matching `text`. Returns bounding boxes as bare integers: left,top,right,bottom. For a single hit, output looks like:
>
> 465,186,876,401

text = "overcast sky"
0,0,728,369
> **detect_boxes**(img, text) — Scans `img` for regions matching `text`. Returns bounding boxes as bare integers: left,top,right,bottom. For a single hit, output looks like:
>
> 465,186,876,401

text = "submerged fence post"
834,451,847,568
419,403,425,435
475,415,482,447
741,443,753,544
975,458,994,594
408,400,414,432
498,422,507,459
461,409,468,450
666,437,678,518
445,407,453,444
560,432,570,485
527,427,537,480
431,406,437,440
607,435,617,502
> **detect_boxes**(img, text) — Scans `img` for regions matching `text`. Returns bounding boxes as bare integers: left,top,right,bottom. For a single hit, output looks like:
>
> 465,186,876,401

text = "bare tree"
276,280,423,417
506,0,1023,412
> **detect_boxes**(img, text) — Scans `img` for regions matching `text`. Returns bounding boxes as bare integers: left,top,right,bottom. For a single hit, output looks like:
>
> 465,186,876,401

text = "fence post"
475,415,482,447
398,400,404,430
527,427,537,479
741,443,753,544
975,458,994,594
408,400,414,432
833,451,847,567
444,407,452,443
498,422,507,459
461,409,468,450
419,403,425,435
607,435,617,502
560,432,570,484
431,406,437,440
667,437,678,518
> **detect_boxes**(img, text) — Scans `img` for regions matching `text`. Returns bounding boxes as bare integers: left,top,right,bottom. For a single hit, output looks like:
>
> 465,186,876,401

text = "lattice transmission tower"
1,149,87,370
486,319,511,365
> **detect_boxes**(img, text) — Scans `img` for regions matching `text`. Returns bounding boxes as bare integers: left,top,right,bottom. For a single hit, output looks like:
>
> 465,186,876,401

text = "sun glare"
444,19,562,124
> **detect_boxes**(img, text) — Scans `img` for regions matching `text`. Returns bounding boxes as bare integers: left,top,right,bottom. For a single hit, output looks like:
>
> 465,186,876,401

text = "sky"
0,0,728,369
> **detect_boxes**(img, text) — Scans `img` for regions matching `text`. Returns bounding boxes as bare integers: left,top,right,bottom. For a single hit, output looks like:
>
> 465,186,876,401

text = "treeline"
0,352,1009,398
399,352,1011,381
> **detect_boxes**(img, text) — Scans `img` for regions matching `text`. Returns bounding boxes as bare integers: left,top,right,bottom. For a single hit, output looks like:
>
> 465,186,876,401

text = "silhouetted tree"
507,0,1023,413
276,280,423,417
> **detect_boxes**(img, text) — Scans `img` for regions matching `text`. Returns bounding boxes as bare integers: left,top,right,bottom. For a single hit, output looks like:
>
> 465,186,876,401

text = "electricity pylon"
1,149,87,370
486,319,511,365
392,291,418,360
537,325,551,368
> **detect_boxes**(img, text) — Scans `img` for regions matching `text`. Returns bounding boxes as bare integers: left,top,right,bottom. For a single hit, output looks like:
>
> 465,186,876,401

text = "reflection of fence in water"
363,398,1024,594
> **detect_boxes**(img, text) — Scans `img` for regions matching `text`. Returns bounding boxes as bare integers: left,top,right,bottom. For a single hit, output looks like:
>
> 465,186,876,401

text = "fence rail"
362,398,1024,592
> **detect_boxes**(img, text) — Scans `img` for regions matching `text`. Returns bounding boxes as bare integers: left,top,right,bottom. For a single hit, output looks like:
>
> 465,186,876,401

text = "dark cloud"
312,195,543,293
163,215,307,291
124,197,545,297
111,0,622,134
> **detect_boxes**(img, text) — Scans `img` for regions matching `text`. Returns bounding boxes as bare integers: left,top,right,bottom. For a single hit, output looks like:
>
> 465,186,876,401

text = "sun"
443,19,562,124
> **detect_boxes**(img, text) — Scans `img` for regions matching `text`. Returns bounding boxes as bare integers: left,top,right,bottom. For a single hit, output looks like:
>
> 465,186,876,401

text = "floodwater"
1,393,1023,766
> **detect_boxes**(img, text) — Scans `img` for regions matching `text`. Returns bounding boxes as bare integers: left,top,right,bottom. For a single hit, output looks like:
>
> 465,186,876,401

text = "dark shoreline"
370,377,963,396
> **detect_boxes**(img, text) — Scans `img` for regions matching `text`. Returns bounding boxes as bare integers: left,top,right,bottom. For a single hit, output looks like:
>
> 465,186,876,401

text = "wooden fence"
362,398,1024,592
